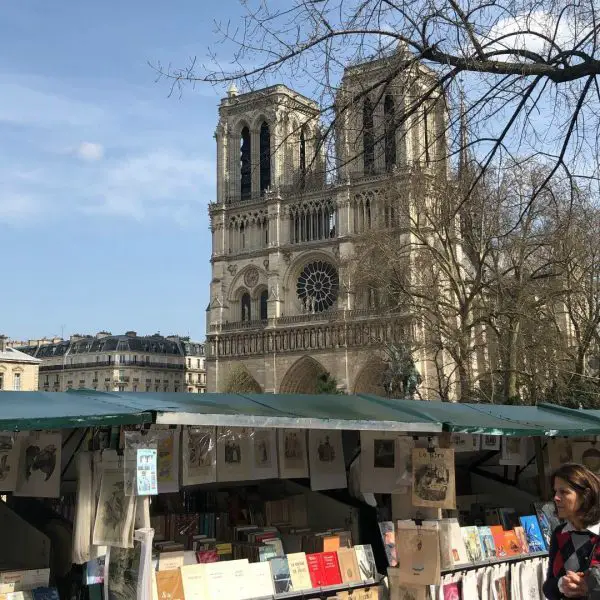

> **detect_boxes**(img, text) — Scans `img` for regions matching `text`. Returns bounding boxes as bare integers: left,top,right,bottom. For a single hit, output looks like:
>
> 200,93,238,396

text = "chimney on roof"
0,335,6,352
96,331,111,339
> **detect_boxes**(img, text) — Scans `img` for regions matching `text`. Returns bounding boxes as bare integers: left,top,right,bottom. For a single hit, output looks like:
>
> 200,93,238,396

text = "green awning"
0,390,152,431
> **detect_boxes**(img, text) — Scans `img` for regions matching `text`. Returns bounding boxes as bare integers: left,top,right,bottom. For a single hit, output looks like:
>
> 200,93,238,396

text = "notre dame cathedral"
205,51,449,396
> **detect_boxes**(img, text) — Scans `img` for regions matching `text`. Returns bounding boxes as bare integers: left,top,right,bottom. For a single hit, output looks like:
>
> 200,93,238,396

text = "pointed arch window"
363,98,375,174
241,293,251,322
260,290,268,320
299,128,307,186
259,122,271,193
240,127,251,199
384,95,396,171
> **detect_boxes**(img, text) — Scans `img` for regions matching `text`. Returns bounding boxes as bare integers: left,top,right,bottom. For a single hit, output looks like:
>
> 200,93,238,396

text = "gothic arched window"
260,122,271,193
260,290,268,320
240,222,246,249
384,95,396,171
241,293,251,321
300,128,306,175
240,127,251,199
363,98,375,174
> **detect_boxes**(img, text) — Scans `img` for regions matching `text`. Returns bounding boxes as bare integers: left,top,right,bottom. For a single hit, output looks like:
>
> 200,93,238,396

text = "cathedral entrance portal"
279,356,327,394
353,358,388,395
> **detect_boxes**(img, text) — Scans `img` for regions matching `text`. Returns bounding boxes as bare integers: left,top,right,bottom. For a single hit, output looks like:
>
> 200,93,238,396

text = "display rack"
441,551,548,575
252,577,382,600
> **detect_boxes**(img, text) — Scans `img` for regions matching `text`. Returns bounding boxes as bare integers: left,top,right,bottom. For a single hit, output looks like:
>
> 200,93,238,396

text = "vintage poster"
308,430,346,491
277,429,309,479
104,542,140,600
572,442,600,476
450,434,480,453
411,448,456,509
481,435,501,451
499,437,528,466
0,433,20,492
216,427,252,482
182,426,216,486
251,428,278,480
93,468,136,548
395,521,440,586
136,449,157,496
547,438,573,471
14,432,61,498
155,427,180,494
360,432,413,493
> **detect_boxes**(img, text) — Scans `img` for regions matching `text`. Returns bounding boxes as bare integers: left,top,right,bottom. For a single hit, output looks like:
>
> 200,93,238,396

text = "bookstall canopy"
0,390,152,431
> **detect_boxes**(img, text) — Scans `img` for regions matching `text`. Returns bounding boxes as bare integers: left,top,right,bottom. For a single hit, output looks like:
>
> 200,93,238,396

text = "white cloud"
76,142,104,162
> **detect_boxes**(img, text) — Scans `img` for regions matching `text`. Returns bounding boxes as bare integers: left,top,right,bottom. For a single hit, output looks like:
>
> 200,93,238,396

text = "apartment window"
119,355,126,365
133,385,137,392
55,375,59,383
105,385,110,392
44,375,49,385
94,371,98,381
119,369,125,380
197,359,201,369
118,385,125,392
0,373,3,391
155,386,159,392
146,386,150,392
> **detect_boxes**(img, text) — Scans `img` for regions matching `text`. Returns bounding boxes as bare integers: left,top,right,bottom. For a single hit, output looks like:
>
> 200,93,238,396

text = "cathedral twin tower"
206,51,447,396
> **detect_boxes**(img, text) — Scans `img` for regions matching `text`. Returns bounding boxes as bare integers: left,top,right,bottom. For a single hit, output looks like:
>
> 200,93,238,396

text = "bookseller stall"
1,392,600,600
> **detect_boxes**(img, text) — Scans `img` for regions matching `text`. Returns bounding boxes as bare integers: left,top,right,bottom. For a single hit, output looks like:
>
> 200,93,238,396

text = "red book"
306,553,325,587
321,552,343,587
490,526,507,558
196,549,219,563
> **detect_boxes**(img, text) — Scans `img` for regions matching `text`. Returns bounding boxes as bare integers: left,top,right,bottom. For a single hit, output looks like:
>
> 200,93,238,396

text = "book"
490,526,507,558
439,519,469,567
270,557,292,594
336,547,361,584
245,562,275,599
158,551,185,571
354,545,377,581
478,526,496,560
322,535,340,552
180,564,207,600
498,508,520,530
32,591,59,600
378,521,398,567
534,501,561,550
155,569,185,600
320,552,343,587
519,515,546,552
306,553,325,587
287,552,313,591
196,550,219,563
461,526,483,563
203,560,249,600
514,526,529,554
502,530,522,556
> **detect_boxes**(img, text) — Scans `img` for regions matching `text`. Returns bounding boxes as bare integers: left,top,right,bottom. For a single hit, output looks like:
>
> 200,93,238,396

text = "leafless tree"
154,0,600,195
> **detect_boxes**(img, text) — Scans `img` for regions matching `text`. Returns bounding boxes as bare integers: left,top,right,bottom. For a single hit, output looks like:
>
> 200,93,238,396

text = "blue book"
33,589,60,600
520,515,546,552
478,526,496,560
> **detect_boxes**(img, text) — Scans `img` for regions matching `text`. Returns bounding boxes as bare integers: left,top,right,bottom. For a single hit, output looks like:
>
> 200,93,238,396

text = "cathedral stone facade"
206,53,447,395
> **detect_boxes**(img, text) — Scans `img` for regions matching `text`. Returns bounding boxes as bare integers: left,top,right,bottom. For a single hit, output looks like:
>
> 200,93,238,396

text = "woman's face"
554,476,582,522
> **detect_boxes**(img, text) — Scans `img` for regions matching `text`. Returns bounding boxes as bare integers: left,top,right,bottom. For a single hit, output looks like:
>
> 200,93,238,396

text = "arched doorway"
353,358,388,395
279,356,327,394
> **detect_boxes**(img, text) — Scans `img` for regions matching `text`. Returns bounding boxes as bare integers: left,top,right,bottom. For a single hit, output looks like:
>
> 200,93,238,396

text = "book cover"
378,521,398,567
155,569,185,600
354,545,376,581
322,535,340,552
460,526,483,563
514,526,529,554
498,508,520,531
180,564,207,600
270,557,292,594
502,530,522,556
258,546,278,562
246,562,275,599
196,550,219,563
32,590,59,600
439,519,468,567
490,526,507,558
533,502,561,550
336,548,361,584
478,526,496,560
306,553,325,587
519,515,546,552
321,551,342,587
287,552,313,591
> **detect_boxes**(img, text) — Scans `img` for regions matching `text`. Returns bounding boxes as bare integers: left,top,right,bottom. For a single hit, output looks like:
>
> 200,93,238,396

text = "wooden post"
534,437,550,500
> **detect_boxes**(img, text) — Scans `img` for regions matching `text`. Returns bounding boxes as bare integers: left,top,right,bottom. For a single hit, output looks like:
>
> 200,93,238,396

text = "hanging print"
217,427,252,482
0,433,20,492
411,448,456,509
395,521,441,586
14,431,61,498
277,429,309,479
182,426,216,486
499,437,528,466
251,428,278,479
308,430,346,490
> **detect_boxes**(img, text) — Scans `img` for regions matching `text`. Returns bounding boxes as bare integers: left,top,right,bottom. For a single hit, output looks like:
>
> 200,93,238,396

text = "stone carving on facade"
243,267,260,288
227,264,238,276
263,259,269,270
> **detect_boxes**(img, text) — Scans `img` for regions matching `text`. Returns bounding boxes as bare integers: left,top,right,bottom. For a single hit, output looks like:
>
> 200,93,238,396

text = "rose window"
296,261,339,313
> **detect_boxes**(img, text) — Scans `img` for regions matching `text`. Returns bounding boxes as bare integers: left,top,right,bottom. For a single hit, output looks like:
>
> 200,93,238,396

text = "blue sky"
0,0,239,341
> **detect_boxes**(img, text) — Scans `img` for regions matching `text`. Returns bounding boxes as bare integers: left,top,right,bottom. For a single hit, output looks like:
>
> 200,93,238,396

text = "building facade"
19,332,206,393
206,52,449,395
0,335,41,391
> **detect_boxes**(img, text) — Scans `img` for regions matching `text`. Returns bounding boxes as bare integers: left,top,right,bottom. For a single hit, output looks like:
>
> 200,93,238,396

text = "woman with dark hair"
543,463,600,599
